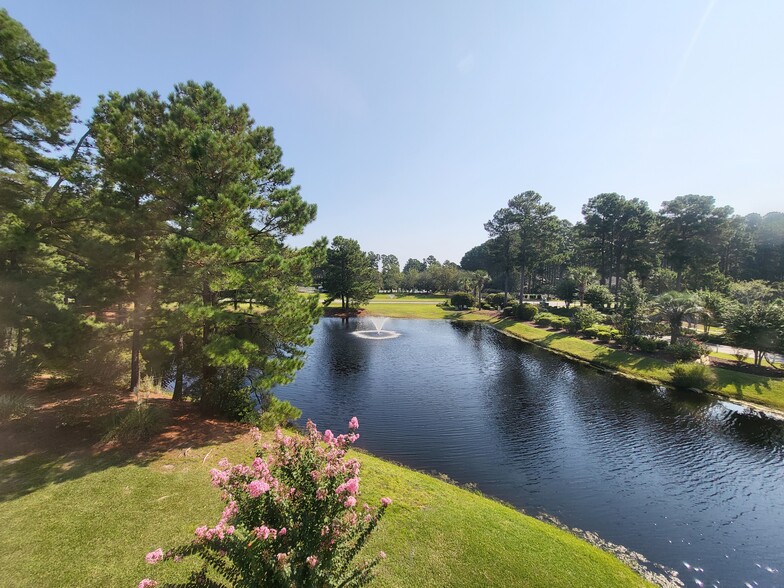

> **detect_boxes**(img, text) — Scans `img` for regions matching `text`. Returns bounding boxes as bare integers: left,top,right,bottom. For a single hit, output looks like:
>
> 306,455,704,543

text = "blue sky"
7,1,784,264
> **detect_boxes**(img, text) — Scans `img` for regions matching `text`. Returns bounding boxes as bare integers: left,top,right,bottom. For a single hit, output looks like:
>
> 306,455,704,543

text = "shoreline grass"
496,319,784,413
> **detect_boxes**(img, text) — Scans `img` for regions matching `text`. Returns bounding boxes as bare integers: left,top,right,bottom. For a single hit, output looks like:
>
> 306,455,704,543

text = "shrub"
571,307,601,332
545,307,575,318
535,315,552,327
259,395,302,431
670,363,717,389
103,395,162,444
0,394,32,421
596,331,612,343
138,418,389,588
583,326,600,339
584,284,613,311
655,339,669,350
0,352,40,386
450,292,476,310
485,293,506,308
515,303,538,321
550,317,571,330
668,339,709,362
501,300,519,317
636,338,658,353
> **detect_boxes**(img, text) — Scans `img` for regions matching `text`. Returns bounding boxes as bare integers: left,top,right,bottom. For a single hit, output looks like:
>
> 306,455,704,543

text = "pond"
273,317,784,588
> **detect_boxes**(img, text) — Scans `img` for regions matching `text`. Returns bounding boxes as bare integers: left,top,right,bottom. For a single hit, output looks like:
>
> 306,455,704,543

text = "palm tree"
568,266,598,307
472,270,490,307
655,291,702,344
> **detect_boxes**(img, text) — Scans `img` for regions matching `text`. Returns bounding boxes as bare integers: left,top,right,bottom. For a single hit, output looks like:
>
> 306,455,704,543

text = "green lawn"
495,319,784,412
364,302,489,320
0,433,651,587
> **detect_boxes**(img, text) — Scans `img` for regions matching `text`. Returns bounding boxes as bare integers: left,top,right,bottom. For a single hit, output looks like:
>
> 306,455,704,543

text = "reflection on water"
274,318,784,587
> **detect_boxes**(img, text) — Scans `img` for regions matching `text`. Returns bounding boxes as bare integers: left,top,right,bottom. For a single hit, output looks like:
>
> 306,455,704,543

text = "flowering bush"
139,417,390,588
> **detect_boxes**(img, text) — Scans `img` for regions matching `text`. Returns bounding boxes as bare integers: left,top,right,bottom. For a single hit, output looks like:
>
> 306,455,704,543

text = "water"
274,318,784,587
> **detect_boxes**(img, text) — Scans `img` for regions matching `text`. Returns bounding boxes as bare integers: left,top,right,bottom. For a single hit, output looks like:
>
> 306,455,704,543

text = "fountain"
352,316,401,340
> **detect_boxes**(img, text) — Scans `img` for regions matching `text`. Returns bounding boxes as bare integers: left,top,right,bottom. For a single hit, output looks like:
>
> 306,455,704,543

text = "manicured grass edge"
486,318,784,417
0,432,656,588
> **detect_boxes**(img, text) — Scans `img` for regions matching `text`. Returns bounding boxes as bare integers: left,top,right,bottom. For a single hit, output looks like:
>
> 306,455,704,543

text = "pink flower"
278,527,287,536
306,555,318,568
344,496,357,508
254,525,271,540
219,501,238,525
249,427,261,442
138,580,158,588
348,416,359,430
251,457,268,474
276,552,288,564
209,468,229,487
247,479,270,498
336,476,360,495
381,497,392,507
323,429,335,444
145,548,164,565
379,551,387,560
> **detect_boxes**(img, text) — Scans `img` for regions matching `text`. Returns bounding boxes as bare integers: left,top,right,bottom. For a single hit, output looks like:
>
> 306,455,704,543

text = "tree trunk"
172,334,185,402
130,320,141,392
200,283,216,413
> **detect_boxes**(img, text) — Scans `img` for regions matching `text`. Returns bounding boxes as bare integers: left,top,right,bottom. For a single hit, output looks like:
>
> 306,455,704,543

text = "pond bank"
488,317,784,419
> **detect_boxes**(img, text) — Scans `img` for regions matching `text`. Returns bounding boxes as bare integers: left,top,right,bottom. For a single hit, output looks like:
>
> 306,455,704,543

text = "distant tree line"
461,190,784,301
455,190,784,367
316,237,493,310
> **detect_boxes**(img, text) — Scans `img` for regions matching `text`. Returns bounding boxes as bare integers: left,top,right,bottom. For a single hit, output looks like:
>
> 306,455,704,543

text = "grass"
364,302,489,320
495,320,784,412
0,433,651,587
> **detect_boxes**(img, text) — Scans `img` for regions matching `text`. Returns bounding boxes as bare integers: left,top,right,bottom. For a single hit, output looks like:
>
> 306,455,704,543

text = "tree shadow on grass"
0,383,248,502
714,368,775,400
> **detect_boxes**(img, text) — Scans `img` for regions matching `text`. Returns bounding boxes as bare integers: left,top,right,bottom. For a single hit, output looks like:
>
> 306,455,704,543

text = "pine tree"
90,82,322,412
321,237,378,312
0,8,83,380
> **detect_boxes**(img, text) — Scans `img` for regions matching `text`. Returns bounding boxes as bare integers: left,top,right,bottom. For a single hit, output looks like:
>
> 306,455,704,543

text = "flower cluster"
138,417,391,588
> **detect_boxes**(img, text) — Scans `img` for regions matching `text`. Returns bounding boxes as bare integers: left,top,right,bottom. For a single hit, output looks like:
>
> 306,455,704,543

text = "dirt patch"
0,377,247,462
